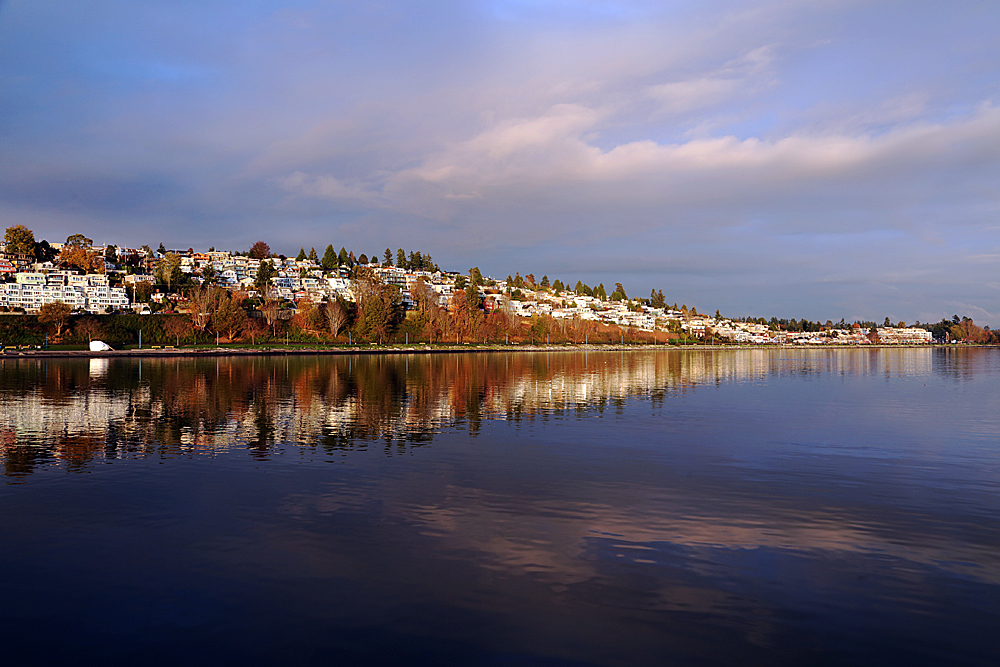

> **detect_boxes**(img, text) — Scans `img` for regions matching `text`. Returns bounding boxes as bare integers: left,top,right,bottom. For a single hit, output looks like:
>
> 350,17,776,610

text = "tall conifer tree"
321,245,337,270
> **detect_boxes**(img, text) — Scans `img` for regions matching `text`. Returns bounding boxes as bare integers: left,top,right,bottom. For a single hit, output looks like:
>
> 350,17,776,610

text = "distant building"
0,272,129,313
876,327,933,344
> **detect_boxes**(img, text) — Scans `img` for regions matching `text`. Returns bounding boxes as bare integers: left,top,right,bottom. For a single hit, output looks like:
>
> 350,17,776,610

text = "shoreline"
1,343,991,359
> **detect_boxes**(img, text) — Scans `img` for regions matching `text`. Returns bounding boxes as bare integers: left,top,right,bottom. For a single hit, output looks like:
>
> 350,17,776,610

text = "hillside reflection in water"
0,348,997,666
0,348,943,475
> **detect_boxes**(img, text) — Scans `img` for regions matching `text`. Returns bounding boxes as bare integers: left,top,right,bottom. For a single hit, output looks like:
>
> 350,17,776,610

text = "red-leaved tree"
249,241,271,259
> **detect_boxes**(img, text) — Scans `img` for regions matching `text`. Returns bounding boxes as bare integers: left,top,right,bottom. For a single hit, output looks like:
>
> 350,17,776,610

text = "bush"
0,315,44,346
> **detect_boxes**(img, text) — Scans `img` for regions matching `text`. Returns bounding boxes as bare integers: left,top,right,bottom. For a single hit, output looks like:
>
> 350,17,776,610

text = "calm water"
0,349,998,666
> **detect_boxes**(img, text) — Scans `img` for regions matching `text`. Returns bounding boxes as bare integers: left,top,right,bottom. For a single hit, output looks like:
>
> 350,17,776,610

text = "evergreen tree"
384,248,393,266
254,260,276,295
358,253,368,265
397,248,407,269
200,265,218,285
540,275,550,288
574,280,584,295
465,281,482,310
309,247,318,262
296,248,307,261
321,245,337,271
595,283,606,300
34,240,57,263
339,247,350,266
469,267,484,286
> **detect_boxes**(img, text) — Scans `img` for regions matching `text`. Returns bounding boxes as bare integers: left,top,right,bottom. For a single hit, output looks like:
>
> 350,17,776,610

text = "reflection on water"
88,357,109,378
0,348,997,666
0,348,941,476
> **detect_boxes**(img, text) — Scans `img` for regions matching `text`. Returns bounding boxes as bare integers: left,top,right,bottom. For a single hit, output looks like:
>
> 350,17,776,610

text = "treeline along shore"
2,310,687,351
0,309,985,360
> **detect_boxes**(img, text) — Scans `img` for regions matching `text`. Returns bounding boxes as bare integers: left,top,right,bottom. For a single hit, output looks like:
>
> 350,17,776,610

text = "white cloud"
352,102,1000,220
645,77,743,114
643,43,779,115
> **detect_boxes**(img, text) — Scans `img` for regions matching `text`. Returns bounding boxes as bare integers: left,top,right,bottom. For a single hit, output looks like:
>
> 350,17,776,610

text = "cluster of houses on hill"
0,269,130,314
708,319,932,344
0,243,936,344
484,289,932,344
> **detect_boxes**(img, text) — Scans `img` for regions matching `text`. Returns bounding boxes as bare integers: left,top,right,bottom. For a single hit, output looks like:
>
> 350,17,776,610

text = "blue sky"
2,0,999,324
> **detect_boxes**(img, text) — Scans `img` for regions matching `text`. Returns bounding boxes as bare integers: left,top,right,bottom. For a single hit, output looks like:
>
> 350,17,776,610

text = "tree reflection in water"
0,348,936,479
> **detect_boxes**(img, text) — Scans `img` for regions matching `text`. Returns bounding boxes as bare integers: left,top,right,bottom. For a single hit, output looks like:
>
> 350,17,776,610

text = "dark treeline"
504,274,670,310
306,245,440,273
0,313,212,347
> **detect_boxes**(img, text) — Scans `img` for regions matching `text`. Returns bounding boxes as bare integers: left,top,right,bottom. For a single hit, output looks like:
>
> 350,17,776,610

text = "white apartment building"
877,327,933,344
0,272,129,313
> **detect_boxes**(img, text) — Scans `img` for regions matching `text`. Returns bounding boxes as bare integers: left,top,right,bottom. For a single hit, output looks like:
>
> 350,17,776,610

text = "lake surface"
0,348,998,666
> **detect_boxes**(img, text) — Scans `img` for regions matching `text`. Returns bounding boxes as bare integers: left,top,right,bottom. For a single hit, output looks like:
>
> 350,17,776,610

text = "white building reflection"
0,348,935,473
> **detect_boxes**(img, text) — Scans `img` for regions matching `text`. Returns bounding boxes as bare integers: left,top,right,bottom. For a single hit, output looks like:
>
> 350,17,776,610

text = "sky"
1,1,999,325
